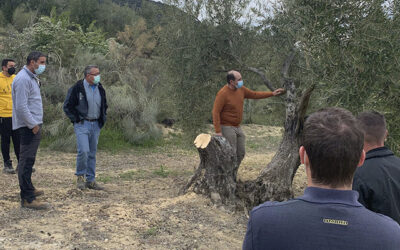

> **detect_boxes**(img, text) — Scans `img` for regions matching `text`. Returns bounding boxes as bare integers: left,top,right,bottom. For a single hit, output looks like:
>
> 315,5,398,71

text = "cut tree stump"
180,134,239,207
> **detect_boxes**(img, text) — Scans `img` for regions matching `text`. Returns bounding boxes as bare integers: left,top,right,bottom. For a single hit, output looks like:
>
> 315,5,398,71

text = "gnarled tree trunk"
238,81,314,208
238,52,315,208
180,134,239,207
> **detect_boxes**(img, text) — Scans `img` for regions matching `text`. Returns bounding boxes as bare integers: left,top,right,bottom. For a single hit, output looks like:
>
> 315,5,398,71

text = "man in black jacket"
353,111,400,224
63,65,107,190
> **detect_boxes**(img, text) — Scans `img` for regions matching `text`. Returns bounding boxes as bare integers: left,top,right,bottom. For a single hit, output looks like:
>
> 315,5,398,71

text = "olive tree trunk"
180,134,239,207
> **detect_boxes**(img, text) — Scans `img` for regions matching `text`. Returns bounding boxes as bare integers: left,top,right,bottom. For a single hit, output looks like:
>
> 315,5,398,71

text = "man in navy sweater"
243,107,400,250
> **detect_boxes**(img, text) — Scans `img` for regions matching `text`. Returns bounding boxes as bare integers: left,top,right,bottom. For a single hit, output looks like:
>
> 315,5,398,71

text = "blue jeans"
74,120,100,182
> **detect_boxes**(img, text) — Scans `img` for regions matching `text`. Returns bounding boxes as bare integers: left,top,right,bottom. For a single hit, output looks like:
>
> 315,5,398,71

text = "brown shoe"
86,181,104,190
34,189,44,197
21,199,50,210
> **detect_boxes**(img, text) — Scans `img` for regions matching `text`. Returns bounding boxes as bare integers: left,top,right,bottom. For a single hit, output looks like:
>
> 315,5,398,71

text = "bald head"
227,70,242,85
227,70,241,83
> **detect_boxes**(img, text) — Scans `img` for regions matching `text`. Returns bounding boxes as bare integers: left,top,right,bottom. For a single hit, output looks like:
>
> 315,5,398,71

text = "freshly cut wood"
180,135,239,207
194,134,211,149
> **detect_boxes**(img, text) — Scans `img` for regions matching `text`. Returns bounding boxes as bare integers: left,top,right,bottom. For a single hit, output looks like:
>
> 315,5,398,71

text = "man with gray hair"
63,65,108,190
12,51,48,210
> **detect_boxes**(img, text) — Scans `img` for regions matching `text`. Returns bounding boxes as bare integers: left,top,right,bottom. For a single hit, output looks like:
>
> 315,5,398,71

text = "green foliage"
68,0,99,30
0,12,5,26
0,0,23,23
159,1,240,135
11,6,37,31
3,15,108,67
96,0,139,37
268,0,400,153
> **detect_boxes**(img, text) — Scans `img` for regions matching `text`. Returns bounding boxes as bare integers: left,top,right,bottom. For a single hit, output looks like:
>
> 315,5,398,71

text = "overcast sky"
152,0,278,25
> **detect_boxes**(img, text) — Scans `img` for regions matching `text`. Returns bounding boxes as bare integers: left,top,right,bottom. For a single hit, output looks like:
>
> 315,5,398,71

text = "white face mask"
35,64,46,75
93,75,101,84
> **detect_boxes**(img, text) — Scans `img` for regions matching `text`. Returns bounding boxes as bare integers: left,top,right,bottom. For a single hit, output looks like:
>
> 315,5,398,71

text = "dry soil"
0,124,306,249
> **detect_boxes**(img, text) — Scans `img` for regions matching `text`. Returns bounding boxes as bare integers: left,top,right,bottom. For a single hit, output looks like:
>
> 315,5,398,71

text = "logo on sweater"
323,218,348,226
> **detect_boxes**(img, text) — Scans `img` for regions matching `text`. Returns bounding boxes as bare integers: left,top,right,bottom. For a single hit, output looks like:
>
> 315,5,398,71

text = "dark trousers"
17,127,41,202
0,117,20,163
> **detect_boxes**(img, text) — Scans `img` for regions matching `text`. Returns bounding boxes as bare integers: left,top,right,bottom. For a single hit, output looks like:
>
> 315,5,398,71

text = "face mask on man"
35,65,46,75
93,75,101,85
236,80,244,89
7,67,16,75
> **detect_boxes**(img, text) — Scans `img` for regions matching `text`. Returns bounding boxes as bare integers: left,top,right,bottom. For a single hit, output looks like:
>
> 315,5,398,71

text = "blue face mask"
236,80,243,89
93,75,101,85
34,64,46,75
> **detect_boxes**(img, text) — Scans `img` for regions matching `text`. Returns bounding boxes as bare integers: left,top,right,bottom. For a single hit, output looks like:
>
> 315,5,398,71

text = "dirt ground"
0,124,307,249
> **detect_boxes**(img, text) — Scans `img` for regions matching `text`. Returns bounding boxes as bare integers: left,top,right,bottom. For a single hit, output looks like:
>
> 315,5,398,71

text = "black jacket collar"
365,147,394,160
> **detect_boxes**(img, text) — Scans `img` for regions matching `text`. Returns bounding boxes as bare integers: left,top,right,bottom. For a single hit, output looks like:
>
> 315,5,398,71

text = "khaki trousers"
221,125,246,167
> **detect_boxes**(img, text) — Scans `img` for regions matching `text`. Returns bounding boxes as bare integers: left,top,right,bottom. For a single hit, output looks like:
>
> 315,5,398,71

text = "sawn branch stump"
180,134,239,207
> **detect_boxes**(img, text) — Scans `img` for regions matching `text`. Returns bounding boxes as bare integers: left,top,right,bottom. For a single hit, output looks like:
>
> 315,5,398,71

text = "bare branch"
246,67,275,91
282,50,296,78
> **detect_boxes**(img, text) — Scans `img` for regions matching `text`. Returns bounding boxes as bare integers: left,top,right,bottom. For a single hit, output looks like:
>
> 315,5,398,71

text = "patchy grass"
98,128,133,153
152,165,170,178
119,170,137,180
142,226,158,238
97,174,113,184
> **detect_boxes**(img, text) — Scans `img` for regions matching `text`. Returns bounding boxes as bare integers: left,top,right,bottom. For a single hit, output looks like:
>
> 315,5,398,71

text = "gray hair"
84,65,99,77
26,51,46,65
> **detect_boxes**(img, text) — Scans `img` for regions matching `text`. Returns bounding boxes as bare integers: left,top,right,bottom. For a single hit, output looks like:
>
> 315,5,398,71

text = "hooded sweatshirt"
0,72,15,117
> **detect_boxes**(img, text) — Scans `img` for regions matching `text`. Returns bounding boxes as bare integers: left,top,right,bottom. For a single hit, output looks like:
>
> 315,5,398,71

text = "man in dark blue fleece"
243,107,400,250
353,111,400,224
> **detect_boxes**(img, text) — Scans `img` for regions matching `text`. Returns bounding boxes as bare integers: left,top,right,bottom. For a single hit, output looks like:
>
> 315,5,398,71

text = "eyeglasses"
89,73,100,76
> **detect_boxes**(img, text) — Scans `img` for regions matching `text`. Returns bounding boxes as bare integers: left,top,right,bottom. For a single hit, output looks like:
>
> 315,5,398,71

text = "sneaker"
3,160,15,174
33,189,44,197
86,181,104,190
21,199,50,210
77,176,86,190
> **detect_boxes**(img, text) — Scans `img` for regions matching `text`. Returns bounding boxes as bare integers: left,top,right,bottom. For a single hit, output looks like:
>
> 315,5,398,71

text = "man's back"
243,187,400,250
353,147,400,224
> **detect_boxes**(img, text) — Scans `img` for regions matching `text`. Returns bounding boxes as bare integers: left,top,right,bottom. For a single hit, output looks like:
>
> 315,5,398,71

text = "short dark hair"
84,65,99,77
227,72,235,83
357,111,386,145
2,59,15,67
26,51,46,65
302,107,364,187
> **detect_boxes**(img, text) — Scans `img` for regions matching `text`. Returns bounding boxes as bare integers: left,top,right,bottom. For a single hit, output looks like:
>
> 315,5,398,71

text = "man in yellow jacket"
0,59,20,174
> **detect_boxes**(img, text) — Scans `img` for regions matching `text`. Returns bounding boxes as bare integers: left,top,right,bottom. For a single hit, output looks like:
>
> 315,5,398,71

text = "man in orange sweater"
212,70,284,173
